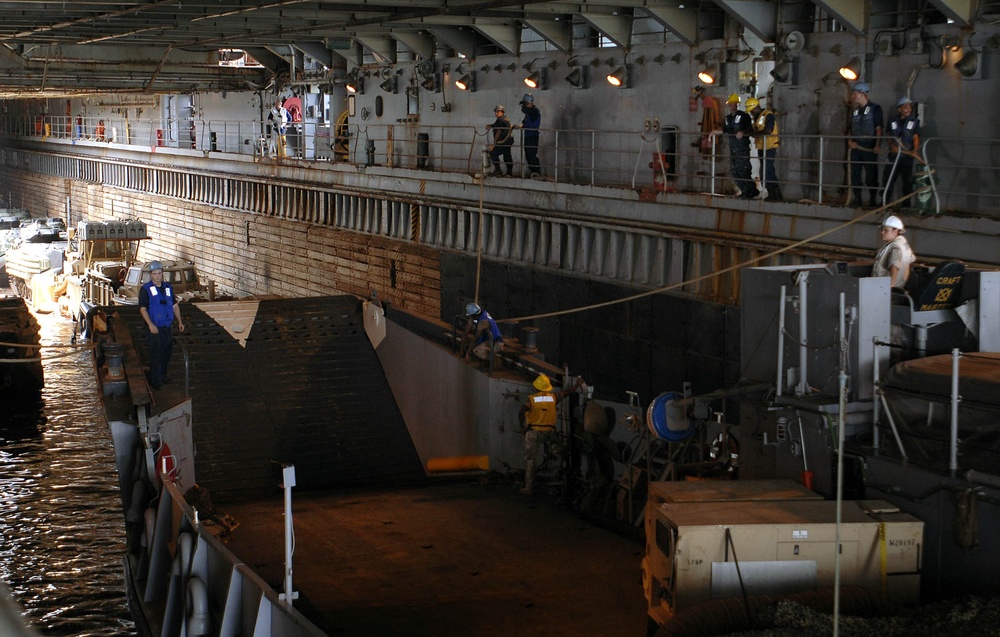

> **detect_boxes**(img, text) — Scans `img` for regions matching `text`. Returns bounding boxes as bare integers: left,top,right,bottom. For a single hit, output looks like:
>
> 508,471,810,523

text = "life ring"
706,432,740,472
283,96,303,123
117,268,127,283
155,440,177,480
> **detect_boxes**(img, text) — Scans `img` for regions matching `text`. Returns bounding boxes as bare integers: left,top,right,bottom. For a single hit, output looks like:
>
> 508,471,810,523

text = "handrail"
7,114,1000,219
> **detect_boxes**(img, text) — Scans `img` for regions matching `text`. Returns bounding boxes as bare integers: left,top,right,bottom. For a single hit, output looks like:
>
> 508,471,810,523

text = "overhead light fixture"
455,72,476,91
839,56,863,81
771,59,792,83
697,63,719,84
379,77,397,93
606,65,628,88
565,66,589,89
955,48,980,77
524,70,543,88
421,74,440,92
345,77,364,94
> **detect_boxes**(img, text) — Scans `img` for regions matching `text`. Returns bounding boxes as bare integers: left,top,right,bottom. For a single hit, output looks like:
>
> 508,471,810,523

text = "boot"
869,190,880,207
766,185,782,201
850,190,862,207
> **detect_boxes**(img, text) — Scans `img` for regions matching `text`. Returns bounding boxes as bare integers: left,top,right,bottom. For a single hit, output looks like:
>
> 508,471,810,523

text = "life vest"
851,103,879,141
754,109,780,150
144,282,175,327
524,392,558,427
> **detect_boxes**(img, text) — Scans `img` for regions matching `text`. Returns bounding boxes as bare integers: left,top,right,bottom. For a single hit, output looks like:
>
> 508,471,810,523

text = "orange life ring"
156,441,177,481
283,96,303,123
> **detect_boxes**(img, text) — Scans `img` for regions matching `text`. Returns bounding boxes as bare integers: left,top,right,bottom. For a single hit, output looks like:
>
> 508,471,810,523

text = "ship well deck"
221,480,646,637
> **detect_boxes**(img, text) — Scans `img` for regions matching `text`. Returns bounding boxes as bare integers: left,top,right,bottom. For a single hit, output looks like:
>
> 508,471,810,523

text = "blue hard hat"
521,93,534,103
852,82,870,94
148,260,163,272
897,96,913,107
465,302,481,316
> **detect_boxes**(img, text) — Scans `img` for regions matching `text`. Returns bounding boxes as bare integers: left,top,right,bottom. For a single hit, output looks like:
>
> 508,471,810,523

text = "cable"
499,188,928,325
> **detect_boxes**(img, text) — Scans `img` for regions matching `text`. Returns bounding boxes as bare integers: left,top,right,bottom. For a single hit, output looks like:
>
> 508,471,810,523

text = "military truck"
112,259,213,305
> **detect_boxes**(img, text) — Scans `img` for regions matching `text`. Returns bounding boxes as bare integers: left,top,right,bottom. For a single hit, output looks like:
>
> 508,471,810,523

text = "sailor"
872,215,916,289
268,98,290,157
518,373,586,495
463,302,503,361
848,82,884,208
139,261,185,389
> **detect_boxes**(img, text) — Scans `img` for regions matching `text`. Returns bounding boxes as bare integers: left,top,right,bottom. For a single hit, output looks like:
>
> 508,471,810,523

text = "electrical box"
643,498,922,628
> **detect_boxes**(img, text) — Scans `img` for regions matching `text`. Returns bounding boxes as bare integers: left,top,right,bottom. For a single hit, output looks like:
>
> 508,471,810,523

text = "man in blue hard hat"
514,93,542,178
139,261,185,389
883,96,921,208
847,82,883,208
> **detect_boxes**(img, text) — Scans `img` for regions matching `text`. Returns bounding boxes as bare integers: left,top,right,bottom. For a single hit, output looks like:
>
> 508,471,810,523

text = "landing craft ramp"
113,295,425,501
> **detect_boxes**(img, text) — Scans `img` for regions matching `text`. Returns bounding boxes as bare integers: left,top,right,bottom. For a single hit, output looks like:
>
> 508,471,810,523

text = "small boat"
0,296,43,393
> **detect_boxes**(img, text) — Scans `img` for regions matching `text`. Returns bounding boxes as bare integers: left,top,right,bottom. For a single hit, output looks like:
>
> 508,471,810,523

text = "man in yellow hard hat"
714,93,759,199
518,373,586,495
746,97,782,201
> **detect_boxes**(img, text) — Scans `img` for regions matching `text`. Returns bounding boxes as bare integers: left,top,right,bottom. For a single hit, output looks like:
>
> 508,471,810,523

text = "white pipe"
833,291,847,637
777,285,787,396
872,341,881,455
797,271,809,396
186,577,210,636
950,348,961,477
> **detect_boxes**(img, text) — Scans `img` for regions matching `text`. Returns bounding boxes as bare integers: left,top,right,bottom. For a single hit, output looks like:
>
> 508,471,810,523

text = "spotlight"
379,77,397,93
839,56,862,81
455,72,476,91
955,49,980,77
421,74,439,92
697,63,718,84
346,77,364,94
524,70,543,88
565,67,589,89
606,65,628,88
770,60,791,83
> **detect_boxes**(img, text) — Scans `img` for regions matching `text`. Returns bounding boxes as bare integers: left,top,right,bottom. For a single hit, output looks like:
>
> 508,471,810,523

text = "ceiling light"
697,63,718,84
455,72,475,91
346,77,364,94
565,67,589,89
955,49,980,77
421,74,439,92
839,56,862,81
524,70,542,88
771,60,791,83
606,65,628,88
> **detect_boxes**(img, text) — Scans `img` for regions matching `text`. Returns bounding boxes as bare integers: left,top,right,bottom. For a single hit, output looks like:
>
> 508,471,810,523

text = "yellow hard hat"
533,374,553,392
745,97,759,110
726,93,741,104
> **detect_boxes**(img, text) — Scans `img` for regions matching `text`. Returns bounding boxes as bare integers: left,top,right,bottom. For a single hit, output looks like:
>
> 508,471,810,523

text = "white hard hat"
882,215,904,230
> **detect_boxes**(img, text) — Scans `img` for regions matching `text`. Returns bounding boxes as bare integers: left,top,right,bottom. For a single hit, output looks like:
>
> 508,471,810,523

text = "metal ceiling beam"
428,26,480,59
470,23,520,55
580,12,633,49
711,0,775,42
391,30,436,60
355,35,398,63
523,18,573,53
642,5,697,46
295,41,336,68
929,0,974,25
812,0,868,36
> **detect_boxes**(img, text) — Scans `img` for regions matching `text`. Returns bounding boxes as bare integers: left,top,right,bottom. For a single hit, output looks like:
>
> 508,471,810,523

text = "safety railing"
6,114,1000,219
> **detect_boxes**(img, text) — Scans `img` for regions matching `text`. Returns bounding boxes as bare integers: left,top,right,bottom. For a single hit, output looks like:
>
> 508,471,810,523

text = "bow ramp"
118,295,425,502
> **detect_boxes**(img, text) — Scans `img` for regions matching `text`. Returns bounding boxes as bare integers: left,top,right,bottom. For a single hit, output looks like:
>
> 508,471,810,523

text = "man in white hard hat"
883,96,921,207
872,215,916,289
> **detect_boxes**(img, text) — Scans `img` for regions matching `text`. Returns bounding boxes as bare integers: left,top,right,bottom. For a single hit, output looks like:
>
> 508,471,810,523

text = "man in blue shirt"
848,82,883,208
515,93,542,178
464,302,503,361
139,261,185,389
882,96,921,207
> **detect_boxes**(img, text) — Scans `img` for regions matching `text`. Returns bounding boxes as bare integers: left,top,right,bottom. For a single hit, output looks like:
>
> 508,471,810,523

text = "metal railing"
7,114,1000,219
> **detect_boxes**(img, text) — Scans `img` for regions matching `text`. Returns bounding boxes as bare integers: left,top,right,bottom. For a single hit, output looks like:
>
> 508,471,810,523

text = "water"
0,303,137,636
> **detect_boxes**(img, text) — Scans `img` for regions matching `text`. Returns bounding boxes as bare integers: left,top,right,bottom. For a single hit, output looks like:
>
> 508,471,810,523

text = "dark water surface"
1,303,137,636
